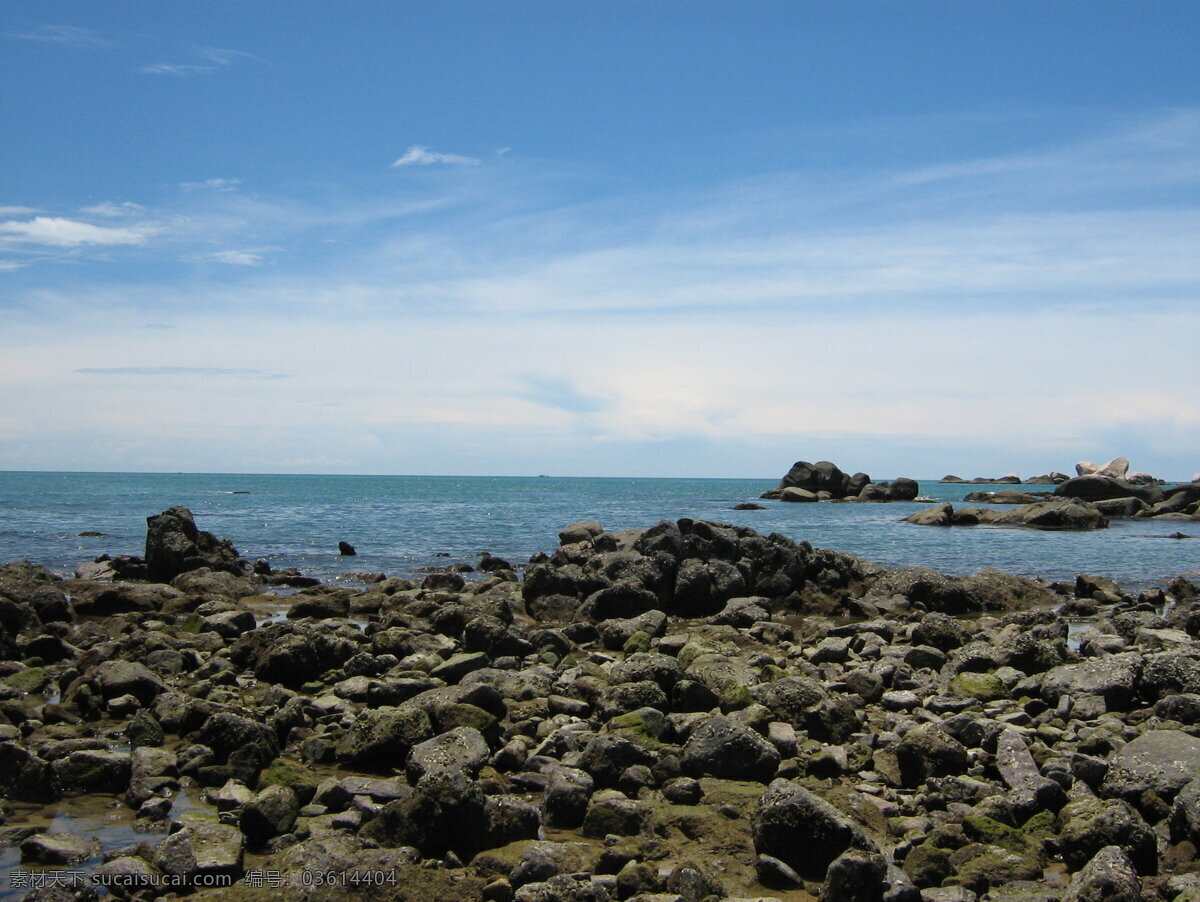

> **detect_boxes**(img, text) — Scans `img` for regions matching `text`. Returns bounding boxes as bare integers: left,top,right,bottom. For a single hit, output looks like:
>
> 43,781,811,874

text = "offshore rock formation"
762,460,920,503
0,509,1198,901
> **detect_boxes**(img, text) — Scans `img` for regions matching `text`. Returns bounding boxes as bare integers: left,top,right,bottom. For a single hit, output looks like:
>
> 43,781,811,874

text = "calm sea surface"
0,472,1196,589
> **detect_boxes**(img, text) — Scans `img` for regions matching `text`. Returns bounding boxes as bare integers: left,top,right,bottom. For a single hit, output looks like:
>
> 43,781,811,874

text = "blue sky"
1,2,1197,478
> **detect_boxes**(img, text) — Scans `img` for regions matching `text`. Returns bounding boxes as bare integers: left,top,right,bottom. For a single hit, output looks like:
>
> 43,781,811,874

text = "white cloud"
80,201,145,218
0,206,38,216
141,45,254,76
0,261,25,272
391,146,480,167
191,249,267,266
4,25,111,48
0,216,156,247
179,178,241,191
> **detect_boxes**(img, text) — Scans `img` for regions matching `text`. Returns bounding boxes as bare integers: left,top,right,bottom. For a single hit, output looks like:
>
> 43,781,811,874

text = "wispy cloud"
179,178,241,192
189,249,270,266
0,261,25,272
80,201,145,218
392,146,480,167
0,216,156,247
75,366,288,379
4,25,112,48
0,206,39,217
141,45,256,76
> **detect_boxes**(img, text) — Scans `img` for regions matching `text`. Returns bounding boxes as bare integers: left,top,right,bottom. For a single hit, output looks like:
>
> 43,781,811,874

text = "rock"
893,723,969,787
682,715,781,782
581,791,644,838
240,784,299,843
1018,499,1108,530
1040,652,1142,712
1101,729,1200,802
1055,476,1159,505
338,541,357,556
93,660,167,705
20,831,101,864
781,486,820,503
406,726,491,782
1061,845,1140,902
779,460,853,498
154,818,245,883
559,521,604,545
1057,796,1157,874
1095,457,1131,479
541,768,594,828
1170,779,1200,845
904,503,953,526
821,849,888,902
145,506,245,581
52,749,131,793
753,778,877,878
336,705,433,767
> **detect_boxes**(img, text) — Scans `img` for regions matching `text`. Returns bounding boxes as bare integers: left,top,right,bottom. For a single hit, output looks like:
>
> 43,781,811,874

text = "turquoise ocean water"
0,472,1196,589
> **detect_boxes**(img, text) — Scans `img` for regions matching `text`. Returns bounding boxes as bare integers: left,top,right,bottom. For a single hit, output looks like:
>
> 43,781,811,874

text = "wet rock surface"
0,507,1198,901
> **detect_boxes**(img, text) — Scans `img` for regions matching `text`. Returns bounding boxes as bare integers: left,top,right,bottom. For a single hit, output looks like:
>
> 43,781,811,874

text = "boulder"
1041,653,1143,712
406,726,491,782
1061,845,1140,902
681,715,781,782
1055,476,1160,505
779,460,853,498
145,506,245,582
154,818,245,883
753,779,877,879
20,832,101,864
1101,729,1200,802
240,784,299,843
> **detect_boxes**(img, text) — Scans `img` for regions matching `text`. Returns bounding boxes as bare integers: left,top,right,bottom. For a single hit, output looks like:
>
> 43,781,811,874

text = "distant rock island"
760,460,920,503
909,456,1199,531
941,456,1163,486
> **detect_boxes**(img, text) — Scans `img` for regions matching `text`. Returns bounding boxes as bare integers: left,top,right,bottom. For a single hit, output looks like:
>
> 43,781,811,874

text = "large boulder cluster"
0,509,1198,902
762,461,920,503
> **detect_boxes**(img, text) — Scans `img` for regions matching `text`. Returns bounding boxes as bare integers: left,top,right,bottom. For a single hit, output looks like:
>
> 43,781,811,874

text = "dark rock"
240,784,299,843
1058,796,1157,874
779,460,853,498
1101,729,1200,802
336,705,433,768
406,726,491,782
821,849,888,902
338,541,357,556
52,749,130,793
145,506,245,582
153,819,244,884
1061,845,1141,902
682,715,780,782
1040,652,1142,712
894,723,969,787
1055,475,1160,505
753,778,878,879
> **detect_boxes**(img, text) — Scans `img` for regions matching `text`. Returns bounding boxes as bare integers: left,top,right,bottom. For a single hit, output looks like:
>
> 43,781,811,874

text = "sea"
1,471,1196,591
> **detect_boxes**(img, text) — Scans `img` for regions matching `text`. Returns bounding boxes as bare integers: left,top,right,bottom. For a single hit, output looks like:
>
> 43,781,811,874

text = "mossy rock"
678,639,725,670
623,630,653,654
947,843,1041,891
257,758,321,805
962,814,1041,856
2,667,48,694
903,843,952,888
950,671,1008,702
605,709,668,749
1019,809,1057,849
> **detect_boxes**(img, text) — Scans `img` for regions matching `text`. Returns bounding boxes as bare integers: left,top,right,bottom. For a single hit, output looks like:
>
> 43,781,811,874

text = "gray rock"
894,723,969,787
753,778,877,878
52,749,131,794
1170,778,1200,846
154,819,245,883
240,784,299,843
20,831,101,864
93,659,167,705
1040,652,1142,711
335,704,433,767
1057,796,1156,875
1061,845,1140,902
821,849,888,902
1101,729,1200,802
682,715,781,782
406,725,491,782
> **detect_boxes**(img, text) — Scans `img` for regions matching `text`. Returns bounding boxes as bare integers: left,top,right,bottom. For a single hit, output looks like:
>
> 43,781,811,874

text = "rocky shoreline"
0,508,1198,902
